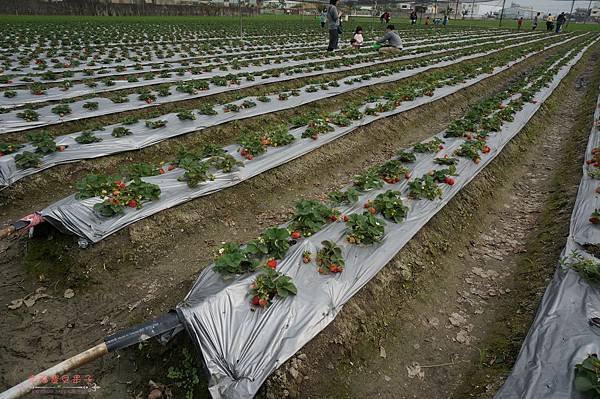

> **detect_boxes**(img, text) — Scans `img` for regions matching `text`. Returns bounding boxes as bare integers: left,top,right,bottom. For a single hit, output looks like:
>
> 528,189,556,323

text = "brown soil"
261,44,600,399
0,39,596,399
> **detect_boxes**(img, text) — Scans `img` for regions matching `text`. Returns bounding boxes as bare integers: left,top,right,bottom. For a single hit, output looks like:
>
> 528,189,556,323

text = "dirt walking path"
261,46,600,399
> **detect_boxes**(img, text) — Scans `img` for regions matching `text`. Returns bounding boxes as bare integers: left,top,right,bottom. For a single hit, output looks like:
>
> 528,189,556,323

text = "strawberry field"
1,15,600,399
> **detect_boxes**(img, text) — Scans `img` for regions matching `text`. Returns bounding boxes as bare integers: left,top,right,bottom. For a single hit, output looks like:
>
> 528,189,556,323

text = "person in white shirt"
350,26,364,48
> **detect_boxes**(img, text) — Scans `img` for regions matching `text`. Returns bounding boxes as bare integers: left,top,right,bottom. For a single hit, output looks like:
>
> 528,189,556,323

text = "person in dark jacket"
556,12,566,33
326,0,342,51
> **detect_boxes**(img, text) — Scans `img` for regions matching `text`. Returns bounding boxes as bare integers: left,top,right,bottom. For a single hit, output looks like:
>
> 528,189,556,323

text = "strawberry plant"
266,124,294,147
157,85,171,97
455,140,486,163
575,354,600,397
83,101,99,111
434,156,458,166
110,95,129,103
353,169,384,191
346,212,386,244
120,163,161,179
590,210,600,225
409,175,443,200
213,242,258,276
397,150,417,163
75,130,102,144
302,117,334,139
208,154,242,173
246,228,290,260
242,100,256,109
75,173,117,199
429,165,458,184
249,267,297,309
341,104,363,120
28,131,57,154
223,103,240,113
177,159,213,188
15,151,42,169
238,130,266,158
138,90,156,103
0,142,24,155
93,178,160,217
378,160,410,183
17,109,39,122
3,90,16,98
278,92,290,101
112,126,132,137
569,252,600,284
177,110,196,121
328,188,359,205
198,104,217,116
413,137,444,153
372,190,408,223
30,83,46,95
145,120,167,129
329,113,351,127
257,96,271,103
51,104,71,116
291,200,337,236
316,240,344,274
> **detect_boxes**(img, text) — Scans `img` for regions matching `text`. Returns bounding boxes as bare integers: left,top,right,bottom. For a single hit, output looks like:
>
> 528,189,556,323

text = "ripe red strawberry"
291,231,301,239
167,164,175,171
363,203,369,209
439,145,444,150
303,256,311,264
483,146,491,154
318,267,325,274
158,168,165,174
247,155,254,160
258,298,268,307
330,215,338,222
252,296,260,306
369,207,376,215
128,199,138,208
444,176,455,186
405,171,412,179
267,259,277,269
343,215,349,222
590,217,600,225
240,148,247,157
57,145,66,152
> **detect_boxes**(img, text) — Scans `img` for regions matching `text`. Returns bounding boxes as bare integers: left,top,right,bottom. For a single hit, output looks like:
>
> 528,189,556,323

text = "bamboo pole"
0,343,108,399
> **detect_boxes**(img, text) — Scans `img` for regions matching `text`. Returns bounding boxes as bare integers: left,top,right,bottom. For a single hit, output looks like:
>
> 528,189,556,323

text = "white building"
500,3,541,19
461,3,501,17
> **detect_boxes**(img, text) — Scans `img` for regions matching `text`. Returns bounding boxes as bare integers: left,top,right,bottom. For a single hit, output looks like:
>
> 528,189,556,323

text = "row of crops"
497,86,600,397
1,17,598,399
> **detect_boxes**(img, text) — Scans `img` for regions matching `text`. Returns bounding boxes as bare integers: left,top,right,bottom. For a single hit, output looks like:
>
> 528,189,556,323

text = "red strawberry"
343,215,349,222
330,215,338,222
267,259,277,269
318,267,325,274
369,207,376,215
444,176,455,186
252,295,260,306
258,298,268,307
483,146,491,154
590,217,600,225
247,154,254,160
303,256,311,264
439,145,444,150
405,171,412,179
364,203,369,209
291,231,301,239
128,199,138,208
240,148,247,157
167,164,175,171
158,168,165,174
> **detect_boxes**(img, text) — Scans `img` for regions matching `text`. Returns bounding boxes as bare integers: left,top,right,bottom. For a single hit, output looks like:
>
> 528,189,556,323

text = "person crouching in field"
350,26,364,48
376,24,403,54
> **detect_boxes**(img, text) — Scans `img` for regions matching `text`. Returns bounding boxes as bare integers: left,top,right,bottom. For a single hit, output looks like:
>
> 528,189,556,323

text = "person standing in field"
326,0,342,51
376,24,403,54
410,10,418,25
532,12,540,30
425,15,431,26
320,10,327,29
443,14,449,26
517,17,524,30
556,12,566,33
546,13,555,31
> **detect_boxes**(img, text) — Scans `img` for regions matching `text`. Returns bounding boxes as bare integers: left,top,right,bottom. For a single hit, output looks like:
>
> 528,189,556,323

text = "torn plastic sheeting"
495,90,600,399
570,94,600,246
0,31,547,110
1,34,562,188
0,33,570,135
0,31,521,85
174,43,592,399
